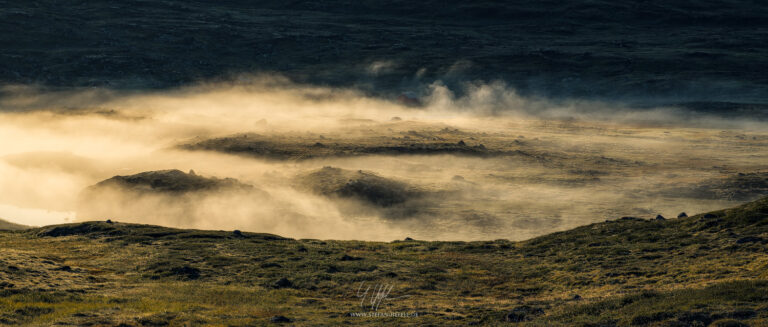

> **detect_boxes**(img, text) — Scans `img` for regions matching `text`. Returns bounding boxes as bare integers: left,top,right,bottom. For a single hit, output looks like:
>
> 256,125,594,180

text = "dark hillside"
1,0,767,110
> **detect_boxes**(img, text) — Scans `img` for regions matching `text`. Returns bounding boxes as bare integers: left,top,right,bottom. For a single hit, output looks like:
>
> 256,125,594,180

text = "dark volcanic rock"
169,266,200,280
677,312,713,326
736,236,765,244
339,254,362,261
711,321,750,327
270,315,291,323
273,278,293,289
505,306,544,322
260,263,282,268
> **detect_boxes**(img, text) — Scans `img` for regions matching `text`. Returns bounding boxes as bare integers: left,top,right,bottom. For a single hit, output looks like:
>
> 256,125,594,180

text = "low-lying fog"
1,77,767,241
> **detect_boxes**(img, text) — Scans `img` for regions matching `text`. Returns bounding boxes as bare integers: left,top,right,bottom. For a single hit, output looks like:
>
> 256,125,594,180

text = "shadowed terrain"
181,133,494,160
297,166,419,207
2,0,768,114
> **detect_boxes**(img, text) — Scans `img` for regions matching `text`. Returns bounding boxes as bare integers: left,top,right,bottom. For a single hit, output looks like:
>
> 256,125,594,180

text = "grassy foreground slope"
1,198,767,326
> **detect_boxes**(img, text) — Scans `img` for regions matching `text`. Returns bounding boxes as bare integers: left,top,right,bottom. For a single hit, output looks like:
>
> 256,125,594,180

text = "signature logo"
355,282,410,311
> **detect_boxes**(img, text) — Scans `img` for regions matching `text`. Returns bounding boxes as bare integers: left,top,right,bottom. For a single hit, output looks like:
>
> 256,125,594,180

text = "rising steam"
1,76,766,240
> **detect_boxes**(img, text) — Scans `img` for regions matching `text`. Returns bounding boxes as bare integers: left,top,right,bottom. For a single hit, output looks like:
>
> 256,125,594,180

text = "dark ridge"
34,221,288,241
522,195,768,254
1,0,767,109
89,169,253,193
181,134,497,160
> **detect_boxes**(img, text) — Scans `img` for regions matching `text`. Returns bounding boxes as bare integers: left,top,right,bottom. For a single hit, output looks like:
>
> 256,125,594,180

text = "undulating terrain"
2,0,768,326
1,197,767,325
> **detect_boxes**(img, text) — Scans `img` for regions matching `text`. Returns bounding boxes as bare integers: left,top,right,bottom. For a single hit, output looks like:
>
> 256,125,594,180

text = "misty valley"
1,82,766,241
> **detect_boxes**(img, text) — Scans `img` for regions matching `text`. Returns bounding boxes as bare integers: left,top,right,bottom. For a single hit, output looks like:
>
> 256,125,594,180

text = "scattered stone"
712,320,749,327
339,254,362,261
677,312,712,326
505,306,544,322
391,116,402,121
655,215,666,220
270,315,292,323
260,262,282,268
106,219,113,224
274,278,293,288
573,294,582,300
14,306,53,317
736,236,765,244
703,213,718,218
457,140,466,146
297,246,308,252
233,230,243,237
729,309,757,319
170,266,200,280
678,212,688,218
404,237,414,241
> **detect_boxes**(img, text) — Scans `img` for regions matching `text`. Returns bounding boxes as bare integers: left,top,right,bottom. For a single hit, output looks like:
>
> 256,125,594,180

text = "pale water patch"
0,203,74,227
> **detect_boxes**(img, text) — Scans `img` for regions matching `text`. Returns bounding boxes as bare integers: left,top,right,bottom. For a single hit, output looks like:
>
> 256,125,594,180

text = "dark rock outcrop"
297,166,420,207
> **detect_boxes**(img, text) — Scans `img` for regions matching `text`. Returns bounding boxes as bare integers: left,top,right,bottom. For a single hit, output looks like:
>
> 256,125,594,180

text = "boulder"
273,278,293,288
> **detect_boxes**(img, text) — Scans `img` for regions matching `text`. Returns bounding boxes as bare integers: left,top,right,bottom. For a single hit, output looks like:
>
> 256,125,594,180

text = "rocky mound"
297,166,419,207
88,169,252,194
77,170,265,225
